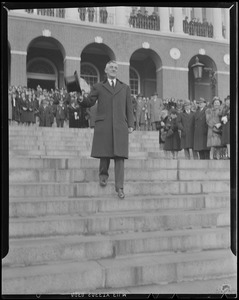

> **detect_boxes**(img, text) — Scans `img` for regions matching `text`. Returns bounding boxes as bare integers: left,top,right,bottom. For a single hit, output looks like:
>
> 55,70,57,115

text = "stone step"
9,180,230,198
2,249,236,294
9,208,229,238
9,167,230,183
3,228,230,267
9,156,230,170
9,194,229,218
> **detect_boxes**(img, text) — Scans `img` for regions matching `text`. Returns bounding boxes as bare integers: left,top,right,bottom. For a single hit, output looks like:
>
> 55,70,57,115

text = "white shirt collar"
108,78,116,85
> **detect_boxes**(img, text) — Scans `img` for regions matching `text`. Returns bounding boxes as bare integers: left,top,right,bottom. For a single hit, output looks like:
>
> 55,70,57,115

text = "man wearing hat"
149,92,163,131
193,97,210,159
177,99,198,159
78,60,134,199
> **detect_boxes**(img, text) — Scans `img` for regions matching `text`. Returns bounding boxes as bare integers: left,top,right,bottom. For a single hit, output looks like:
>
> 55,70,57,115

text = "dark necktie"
111,80,115,88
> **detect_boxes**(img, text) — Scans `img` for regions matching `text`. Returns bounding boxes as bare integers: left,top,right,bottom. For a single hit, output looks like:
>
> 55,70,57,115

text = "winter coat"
79,79,134,159
38,104,54,127
68,104,81,128
11,94,21,122
193,107,210,151
205,106,223,147
220,105,230,145
149,97,163,123
177,111,195,149
163,116,181,151
136,99,147,124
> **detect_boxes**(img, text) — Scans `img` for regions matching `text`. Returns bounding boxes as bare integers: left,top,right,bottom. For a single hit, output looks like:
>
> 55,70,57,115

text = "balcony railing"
22,8,227,40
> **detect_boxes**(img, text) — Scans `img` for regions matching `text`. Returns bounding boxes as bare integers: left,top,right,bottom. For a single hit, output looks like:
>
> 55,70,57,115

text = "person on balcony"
100,7,108,24
183,16,189,33
169,14,174,32
202,18,209,37
143,10,149,29
87,7,95,22
129,8,137,28
78,7,86,21
136,9,143,28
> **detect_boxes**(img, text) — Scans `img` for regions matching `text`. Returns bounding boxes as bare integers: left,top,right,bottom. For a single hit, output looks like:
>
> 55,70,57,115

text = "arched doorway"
80,43,115,83
27,37,65,90
130,48,162,97
188,55,217,102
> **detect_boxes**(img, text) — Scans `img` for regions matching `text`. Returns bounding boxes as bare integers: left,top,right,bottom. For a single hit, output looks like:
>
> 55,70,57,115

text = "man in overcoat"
78,60,134,199
177,100,198,159
193,98,210,159
149,92,163,131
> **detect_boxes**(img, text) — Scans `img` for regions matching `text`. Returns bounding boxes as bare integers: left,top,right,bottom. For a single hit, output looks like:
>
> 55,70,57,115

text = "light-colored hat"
183,99,191,107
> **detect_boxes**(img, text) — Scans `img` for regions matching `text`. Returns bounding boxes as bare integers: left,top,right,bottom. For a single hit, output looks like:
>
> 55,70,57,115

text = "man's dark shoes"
99,178,107,187
117,188,125,199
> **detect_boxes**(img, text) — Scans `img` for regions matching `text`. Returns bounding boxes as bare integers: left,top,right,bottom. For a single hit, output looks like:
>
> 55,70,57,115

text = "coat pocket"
95,115,105,122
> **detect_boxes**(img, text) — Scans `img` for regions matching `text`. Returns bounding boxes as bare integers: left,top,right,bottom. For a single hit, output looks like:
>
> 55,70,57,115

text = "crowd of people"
128,9,216,38
8,85,90,129
8,85,230,160
131,93,230,160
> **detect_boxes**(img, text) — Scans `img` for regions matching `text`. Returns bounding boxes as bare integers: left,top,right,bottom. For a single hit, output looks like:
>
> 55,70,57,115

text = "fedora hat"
64,71,82,93
196,97,206,104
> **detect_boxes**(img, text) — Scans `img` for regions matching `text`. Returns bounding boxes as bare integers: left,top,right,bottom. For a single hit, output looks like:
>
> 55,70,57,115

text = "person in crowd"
68,95,81,128
193,97,210,159
144,97,151,131
131,95,137,130
163,108,181,159
220,95,230,159
26,89,36,126
19,91,29,125
53,98,67,128
78,7,86,21
202,18,209,37
149,92,163,131
135,93,145,130
37,99,54,127
205,96,224,159
78,60,134,199
177,99,198,159
8,87,13,125
87,7,95,22
158,108,169,150
10,88,21,125
32,90,40,125
150,11,160,30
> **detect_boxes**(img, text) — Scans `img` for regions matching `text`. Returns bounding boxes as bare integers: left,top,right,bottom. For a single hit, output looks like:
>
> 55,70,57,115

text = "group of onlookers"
183,17,214,38
8,85,90,129
8,85,230,160
132,93,230,160
129,9,160,30
78,7,108,23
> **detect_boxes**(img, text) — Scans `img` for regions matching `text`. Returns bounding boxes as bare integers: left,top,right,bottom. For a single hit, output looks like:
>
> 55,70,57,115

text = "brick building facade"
7,6,230,101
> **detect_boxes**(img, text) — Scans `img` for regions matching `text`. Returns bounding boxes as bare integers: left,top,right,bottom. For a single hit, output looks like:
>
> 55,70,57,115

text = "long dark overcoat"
80,79,134,159
177,111,195,149
205,107,222,147
193,107,210,151
220,105,230,145
163,117,181,151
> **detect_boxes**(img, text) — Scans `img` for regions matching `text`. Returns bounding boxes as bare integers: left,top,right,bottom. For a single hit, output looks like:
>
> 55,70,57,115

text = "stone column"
225,8,230,41
64,8,79,21
213,8,223,40
159,7,170,32
115,7,128,27
10,51,27,86
173,7,184,34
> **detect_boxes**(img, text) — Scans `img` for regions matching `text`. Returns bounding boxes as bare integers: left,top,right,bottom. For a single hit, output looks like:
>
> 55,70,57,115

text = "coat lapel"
102,80,114,94
102,79,124,95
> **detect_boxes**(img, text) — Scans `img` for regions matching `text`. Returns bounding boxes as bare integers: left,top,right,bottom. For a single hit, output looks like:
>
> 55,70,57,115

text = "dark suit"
79,78,134,191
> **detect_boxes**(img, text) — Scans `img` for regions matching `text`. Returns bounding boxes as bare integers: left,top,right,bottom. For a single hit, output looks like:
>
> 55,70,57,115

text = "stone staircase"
2,126,236,294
